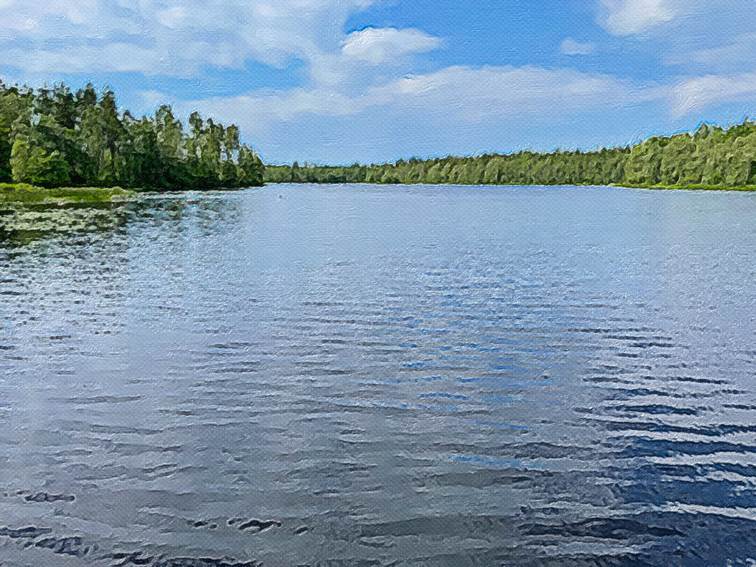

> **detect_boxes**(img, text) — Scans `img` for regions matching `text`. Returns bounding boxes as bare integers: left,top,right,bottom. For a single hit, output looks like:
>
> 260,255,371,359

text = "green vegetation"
0,82,264,191
0,182,131,206
266,121,756,190
2,80,753,194
618,183,756,192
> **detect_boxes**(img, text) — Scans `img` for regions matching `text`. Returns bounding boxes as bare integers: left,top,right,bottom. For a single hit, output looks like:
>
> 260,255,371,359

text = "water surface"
1,184,755,566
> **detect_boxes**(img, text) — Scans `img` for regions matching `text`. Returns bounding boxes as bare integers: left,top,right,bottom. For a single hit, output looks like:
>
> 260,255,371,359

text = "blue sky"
0,0,754,164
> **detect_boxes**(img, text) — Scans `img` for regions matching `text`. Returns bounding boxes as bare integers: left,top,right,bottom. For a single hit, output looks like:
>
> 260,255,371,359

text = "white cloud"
670,72,756,117
599,0,676,35
139,89,173,109
560,38,595,56
369,66,652,121
182,65,658,137
342,27,441,65
184,61,756,159
666,32,756,72
0,0,378,76
156,6,187,29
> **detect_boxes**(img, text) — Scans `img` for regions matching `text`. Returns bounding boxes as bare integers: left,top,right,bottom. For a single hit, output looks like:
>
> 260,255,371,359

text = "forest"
0,82,264,189
265,120,756,189
2,80,753,192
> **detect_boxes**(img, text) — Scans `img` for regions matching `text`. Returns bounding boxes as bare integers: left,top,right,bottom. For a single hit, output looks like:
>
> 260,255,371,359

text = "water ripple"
0,185,754,565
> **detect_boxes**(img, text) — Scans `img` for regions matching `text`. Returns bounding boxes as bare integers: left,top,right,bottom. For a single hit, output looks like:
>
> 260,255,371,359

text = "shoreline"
267,181,756,192
0,183,133,206
2,181,754,206
612,183,756,192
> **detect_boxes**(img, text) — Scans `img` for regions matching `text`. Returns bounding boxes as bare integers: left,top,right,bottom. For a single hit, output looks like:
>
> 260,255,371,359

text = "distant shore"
615,183,756,192
266,180,756,192
265,120,756,189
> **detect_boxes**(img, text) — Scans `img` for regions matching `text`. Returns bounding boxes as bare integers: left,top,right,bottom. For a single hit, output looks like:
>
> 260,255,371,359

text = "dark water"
0,184,755,566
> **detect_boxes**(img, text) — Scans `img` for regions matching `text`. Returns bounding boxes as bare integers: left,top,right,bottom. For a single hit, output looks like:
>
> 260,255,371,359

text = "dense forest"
0,82,264,189
265,121,756,188
3,80,753,192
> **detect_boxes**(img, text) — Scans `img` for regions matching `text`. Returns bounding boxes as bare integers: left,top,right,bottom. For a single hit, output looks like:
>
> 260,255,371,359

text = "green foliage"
237,147,265,187
10,136,71,187
0,81,264,189
265,120,756,190
0,182,131,205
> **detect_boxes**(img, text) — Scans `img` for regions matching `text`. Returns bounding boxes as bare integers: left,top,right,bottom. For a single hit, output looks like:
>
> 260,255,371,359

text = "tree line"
265,121,756,188
0,82,264,189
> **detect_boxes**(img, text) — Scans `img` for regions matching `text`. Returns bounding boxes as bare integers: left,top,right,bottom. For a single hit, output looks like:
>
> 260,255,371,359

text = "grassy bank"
616,183,756,192
0,183,133,206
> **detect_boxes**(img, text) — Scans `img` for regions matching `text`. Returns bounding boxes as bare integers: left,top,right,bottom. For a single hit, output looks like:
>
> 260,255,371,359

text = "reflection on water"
0,203,129,248
0,185,754,566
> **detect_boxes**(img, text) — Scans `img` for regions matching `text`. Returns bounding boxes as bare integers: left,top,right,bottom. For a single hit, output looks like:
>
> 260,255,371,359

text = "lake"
0,184,755,566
